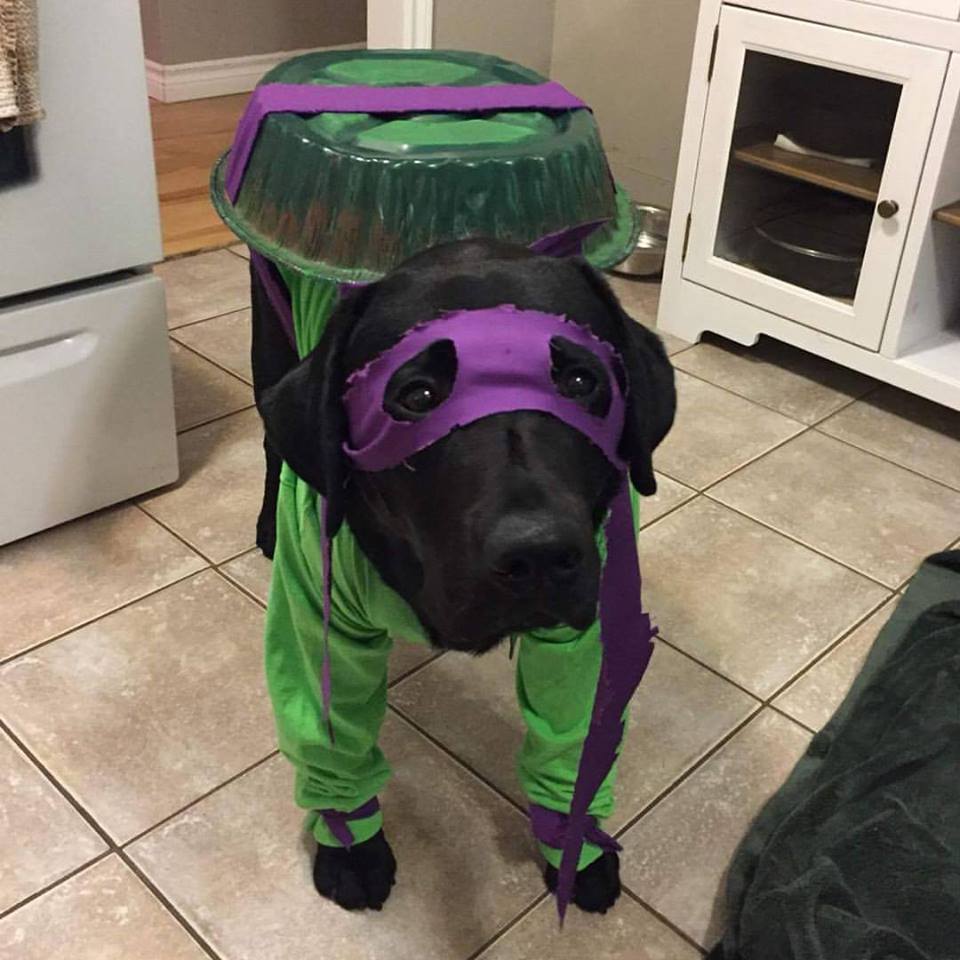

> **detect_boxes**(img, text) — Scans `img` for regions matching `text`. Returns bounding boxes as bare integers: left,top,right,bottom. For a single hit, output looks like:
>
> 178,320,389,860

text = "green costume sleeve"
266,466,394,847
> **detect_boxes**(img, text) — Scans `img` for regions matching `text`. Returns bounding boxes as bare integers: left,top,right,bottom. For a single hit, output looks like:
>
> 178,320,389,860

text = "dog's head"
260,239,675,652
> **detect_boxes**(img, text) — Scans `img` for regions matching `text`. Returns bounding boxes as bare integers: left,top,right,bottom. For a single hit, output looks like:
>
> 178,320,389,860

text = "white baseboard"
145,42,365,103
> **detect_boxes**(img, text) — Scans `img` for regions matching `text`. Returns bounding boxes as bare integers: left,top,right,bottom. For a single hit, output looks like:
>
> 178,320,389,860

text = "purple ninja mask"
326,304,657,922
342,305,626,471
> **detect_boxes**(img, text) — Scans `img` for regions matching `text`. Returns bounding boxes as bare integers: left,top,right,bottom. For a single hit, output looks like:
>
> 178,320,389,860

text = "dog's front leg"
265,476,398,909
515,628,624,914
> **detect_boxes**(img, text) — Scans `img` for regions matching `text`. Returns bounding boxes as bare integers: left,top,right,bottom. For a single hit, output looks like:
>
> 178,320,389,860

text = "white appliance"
660,0,960,411
0,0,177,544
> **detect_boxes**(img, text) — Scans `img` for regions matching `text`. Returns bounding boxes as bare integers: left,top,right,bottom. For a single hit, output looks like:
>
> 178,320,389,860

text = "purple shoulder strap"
225,80,588,201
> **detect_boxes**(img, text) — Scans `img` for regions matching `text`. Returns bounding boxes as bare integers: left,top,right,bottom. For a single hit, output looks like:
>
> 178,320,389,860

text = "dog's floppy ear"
574,261,677,496
257,289,368,535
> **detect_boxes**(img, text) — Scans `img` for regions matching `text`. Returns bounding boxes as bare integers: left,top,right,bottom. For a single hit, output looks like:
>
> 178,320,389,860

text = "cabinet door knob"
877,199,899,219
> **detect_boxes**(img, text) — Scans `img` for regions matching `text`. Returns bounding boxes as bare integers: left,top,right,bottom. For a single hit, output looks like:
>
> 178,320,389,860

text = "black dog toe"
544,850,622,914
352,832,397,909
313,831,397,911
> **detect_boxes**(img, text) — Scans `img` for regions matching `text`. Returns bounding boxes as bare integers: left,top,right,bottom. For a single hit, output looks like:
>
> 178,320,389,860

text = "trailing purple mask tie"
333,305,656,922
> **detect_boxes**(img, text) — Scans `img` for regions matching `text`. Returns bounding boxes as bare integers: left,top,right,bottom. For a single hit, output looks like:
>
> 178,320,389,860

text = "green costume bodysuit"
263,269,640,873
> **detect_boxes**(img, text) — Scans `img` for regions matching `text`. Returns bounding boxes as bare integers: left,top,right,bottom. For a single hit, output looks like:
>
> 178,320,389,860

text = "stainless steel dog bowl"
610,203,670,277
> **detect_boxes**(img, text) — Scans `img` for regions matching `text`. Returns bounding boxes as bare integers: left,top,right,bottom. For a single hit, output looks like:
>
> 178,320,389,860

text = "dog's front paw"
544,851,622,914
313,830,397,911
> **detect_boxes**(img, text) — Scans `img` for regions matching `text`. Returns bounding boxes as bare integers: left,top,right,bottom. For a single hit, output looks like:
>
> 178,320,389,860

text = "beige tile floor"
3,249,960,959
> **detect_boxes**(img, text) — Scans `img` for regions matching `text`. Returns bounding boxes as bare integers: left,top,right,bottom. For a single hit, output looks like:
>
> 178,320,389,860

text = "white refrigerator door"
0,0,162,298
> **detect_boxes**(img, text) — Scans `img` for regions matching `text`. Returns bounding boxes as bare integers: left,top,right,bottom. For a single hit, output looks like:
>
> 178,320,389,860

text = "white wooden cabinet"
660,0,960,410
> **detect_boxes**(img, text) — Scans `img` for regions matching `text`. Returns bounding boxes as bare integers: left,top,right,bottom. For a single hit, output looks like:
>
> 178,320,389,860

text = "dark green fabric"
710,550,960,960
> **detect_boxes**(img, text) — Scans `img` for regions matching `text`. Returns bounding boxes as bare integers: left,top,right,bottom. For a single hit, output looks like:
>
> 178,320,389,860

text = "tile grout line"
671,362,876,430
0,718,114,874
175,400,257,438
134,501,255,570
0,564,209,668
0,712,269,957
116,850,224,960
462,891,550,960
767,702,816,736
0,850,113,923
169,335,255,388
387,650,445,689
699,490,907,591
655,633,764,705
166,302,251,334
655,583,892,724
620,887,709,955
760,591,896,707
156,244,239,265
176,402,257,437
386,705,528,817
658,417,810,499
207,566,273,616
121,751,280,849
811,423,960,497
637,489,699,533
613,709,762,842
168,401,258,442
617,601,896,842
215,567,268,610
132,503,220,564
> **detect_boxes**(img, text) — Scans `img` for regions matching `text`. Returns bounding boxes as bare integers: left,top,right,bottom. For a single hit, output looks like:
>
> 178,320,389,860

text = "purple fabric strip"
225,80,588,202
554,479,657,922
529,804,622,855
250,250,295,348
529,220,604,257
318,797,381,849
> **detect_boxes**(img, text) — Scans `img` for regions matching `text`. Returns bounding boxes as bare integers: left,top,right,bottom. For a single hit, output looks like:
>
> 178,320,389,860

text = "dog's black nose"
486,514,584,588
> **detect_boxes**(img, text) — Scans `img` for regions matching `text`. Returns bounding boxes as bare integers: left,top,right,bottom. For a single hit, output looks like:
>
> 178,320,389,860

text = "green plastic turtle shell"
210,49,636,281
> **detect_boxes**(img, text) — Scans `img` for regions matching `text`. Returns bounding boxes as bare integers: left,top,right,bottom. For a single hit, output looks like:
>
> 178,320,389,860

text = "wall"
432,0,556,77
550,0,701,207
139,0,163,61
139,0,365,64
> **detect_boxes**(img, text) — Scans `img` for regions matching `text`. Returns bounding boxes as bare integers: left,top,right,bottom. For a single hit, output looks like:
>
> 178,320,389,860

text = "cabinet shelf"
933,201,960,227
732,140,882,203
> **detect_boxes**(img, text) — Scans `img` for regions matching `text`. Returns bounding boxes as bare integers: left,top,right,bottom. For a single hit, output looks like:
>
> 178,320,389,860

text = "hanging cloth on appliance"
0,0,43,132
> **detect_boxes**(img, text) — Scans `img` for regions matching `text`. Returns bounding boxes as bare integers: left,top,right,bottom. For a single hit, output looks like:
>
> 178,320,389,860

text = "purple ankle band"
529,804,622,855
318,797,381,849
225,80,588,202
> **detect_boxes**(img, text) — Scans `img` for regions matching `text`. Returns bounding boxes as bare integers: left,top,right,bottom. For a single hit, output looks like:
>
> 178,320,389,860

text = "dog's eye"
559,367,598,398
396,380,440,414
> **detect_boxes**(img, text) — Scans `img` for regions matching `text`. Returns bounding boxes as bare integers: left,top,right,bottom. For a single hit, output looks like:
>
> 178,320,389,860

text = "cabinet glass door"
683,7,947,349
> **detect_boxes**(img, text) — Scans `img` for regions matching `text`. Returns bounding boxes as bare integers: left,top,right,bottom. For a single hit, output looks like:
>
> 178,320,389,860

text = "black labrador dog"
251,238,676,910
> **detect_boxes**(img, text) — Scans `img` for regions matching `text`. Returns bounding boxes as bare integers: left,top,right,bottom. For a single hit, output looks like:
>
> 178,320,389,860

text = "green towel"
710,550,960,960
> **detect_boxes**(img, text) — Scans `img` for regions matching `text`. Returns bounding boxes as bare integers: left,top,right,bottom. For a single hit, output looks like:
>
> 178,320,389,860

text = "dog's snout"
487,514,584,588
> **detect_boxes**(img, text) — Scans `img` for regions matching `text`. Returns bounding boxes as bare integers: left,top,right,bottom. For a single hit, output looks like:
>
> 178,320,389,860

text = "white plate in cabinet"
682,6,948,350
